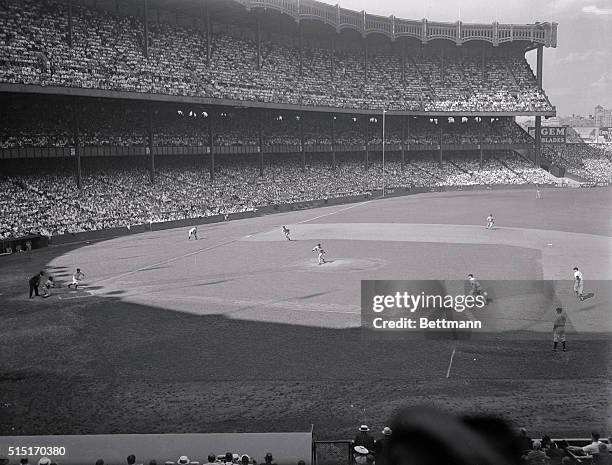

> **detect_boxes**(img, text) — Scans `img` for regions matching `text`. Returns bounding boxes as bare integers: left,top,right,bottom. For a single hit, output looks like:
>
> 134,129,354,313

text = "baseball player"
573,267,584,301
67,268,86,290
486,214,495,230
466,274,488,299
312,243,325,265
552,307,567,352
282,226,291,241
41,276,55,298
188,226,198,240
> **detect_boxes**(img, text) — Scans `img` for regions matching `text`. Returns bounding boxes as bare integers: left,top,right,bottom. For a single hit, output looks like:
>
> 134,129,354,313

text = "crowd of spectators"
0,0,553,112
0,99,538,150
519,429,612,465
0,451,289,465
0,151,559,241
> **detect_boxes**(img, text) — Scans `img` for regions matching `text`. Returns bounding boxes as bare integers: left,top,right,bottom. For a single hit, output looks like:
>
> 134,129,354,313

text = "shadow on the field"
581,292,595,301
295,291,331,300
574,303,598,313
104,290,127,296
189,279,232,287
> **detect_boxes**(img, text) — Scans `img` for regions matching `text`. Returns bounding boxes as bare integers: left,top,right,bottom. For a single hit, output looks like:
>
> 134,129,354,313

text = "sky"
331,0,612,117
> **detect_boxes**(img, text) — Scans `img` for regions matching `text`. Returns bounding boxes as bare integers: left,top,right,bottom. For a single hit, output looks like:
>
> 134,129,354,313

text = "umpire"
29,271,45,298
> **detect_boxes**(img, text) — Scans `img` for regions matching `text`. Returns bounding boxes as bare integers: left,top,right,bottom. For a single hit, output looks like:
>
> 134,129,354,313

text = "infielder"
67,268,86,290
486,214,495,230
282,226,291,241
312,243,325,265
552,307,566,352
573,267,584,301
188,226,198,240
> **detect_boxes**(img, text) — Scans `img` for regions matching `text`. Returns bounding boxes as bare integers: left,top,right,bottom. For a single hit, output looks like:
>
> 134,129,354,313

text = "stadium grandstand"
0,0,583,242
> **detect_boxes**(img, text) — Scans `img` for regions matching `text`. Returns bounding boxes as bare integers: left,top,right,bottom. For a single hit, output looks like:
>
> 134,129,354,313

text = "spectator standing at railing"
583,432,604,455
592,444,612,464
353,425,376,453
525,441,550,465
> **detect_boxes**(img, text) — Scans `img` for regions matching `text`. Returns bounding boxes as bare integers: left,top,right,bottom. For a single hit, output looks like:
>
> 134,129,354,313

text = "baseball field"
1,186,611,439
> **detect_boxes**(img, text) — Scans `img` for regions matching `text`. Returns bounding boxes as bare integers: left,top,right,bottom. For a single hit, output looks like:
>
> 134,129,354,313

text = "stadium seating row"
0,0,552,112
0,152,561,240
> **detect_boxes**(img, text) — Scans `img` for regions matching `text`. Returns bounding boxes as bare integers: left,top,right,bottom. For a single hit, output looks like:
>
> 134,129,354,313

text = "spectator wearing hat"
262,453,276,465
177,457,190,465
525,441,550,465
224,453,234,464
353,425,376,453
204,455,217,465
584,432,604,455
376,427,392,465
593,443,612,465
518,428,533,452
38,458,51,465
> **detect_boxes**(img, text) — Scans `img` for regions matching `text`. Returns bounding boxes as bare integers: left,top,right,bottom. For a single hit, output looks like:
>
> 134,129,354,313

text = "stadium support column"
143,0,149,59
71,100,82,189
259,112,264,178
401,115,406,169
67,0,73,47
535,116,542,167
438,128,443,166
479,128,484,169
364,117,369,169
147,103,155,183
331,115,336,170
208,115,215,181
535,45,543,167
536,46,543,89
299,115,305,172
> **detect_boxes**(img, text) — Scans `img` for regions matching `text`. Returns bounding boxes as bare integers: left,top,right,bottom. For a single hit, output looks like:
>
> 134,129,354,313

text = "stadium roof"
145,0,557,49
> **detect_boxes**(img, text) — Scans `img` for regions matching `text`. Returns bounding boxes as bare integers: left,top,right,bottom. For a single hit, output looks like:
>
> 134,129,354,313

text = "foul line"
296,200,372,224
446,346,456,378
96,238,238,284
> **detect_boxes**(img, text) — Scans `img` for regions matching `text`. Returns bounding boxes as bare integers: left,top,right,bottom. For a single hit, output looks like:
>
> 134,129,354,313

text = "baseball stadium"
0,0,611,464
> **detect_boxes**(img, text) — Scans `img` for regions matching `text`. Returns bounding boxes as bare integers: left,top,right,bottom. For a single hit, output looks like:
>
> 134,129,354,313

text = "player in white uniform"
535,183,542,199
552,307,567,352
312,243,325,265
188,226,198,240
486,214,494,230
573,267,584,301
282,226,291,241
41,276,55,298
67,268,86,290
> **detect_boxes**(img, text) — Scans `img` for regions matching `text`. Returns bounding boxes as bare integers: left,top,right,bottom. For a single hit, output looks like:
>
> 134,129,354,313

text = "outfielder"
282,226,291,241
188,226,198,240
486,214,495,230
552,307,567,352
